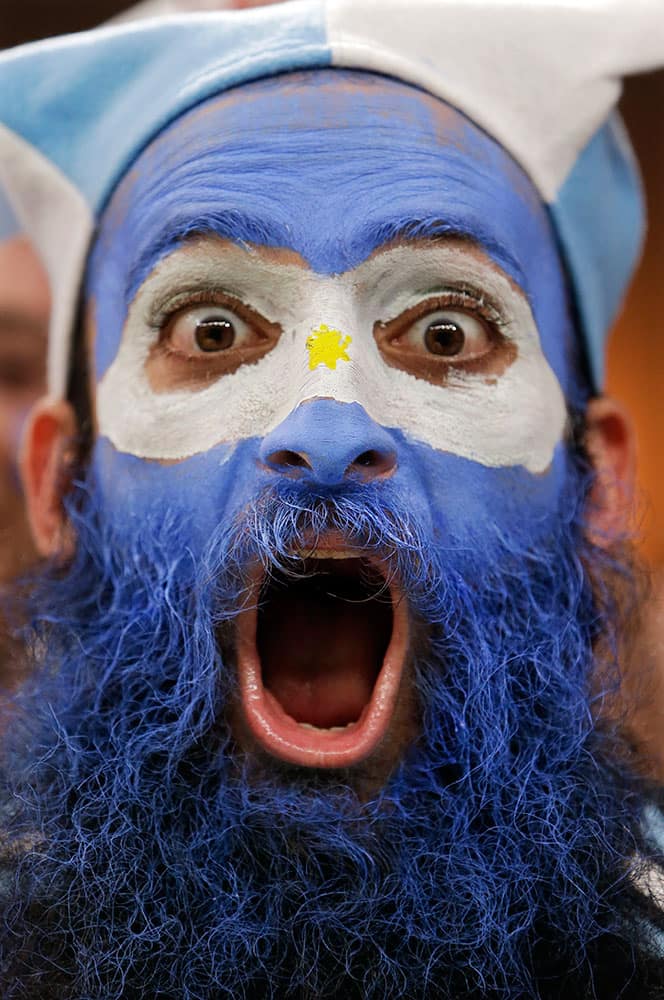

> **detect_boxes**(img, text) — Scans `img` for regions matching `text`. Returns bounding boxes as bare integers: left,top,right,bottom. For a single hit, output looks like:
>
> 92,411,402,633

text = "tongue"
257,575,391,729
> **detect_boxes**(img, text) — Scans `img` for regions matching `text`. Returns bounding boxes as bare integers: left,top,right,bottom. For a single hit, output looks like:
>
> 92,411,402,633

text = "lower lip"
235,565,409,769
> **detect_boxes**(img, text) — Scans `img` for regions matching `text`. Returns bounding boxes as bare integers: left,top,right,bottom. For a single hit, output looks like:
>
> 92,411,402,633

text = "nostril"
265,449,313,472
346,449,397,480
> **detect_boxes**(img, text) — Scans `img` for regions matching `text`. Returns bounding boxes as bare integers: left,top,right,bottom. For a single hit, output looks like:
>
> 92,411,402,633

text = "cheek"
401,437,573,550
91,437,267,550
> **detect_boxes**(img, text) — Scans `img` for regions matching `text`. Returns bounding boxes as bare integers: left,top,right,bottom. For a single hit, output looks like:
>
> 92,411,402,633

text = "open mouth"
235,541,409,768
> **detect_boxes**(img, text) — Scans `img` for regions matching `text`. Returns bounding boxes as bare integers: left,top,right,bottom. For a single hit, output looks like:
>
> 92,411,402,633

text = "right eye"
164,305,254,357
147,297,282,391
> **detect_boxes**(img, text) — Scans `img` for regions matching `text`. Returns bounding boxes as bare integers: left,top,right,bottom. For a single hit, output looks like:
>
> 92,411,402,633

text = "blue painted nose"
259,399,397,485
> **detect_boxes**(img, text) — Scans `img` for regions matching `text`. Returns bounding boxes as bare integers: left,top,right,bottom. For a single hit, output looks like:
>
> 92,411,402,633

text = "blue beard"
1,455,663,999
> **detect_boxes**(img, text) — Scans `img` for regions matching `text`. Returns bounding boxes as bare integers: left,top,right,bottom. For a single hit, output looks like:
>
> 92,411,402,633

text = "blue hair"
1,454,663,997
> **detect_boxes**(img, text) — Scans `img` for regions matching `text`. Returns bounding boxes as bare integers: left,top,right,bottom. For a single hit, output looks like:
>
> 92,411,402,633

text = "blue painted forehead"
90,70,577,387
104,71,548,284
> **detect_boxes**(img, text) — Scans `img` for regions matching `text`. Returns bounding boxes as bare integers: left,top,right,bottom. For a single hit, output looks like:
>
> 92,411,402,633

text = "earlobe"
21,398,78,559
584,396,636,547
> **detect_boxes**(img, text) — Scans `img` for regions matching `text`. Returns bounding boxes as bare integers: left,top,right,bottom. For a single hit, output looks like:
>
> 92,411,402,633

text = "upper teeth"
292,549,357,560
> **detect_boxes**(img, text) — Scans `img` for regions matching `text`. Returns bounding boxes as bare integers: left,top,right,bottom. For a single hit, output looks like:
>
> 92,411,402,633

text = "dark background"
2,2,132,45
2,3,663,565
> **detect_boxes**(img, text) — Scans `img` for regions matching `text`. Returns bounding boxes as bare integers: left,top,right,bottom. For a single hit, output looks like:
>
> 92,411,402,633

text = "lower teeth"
298,721,353,733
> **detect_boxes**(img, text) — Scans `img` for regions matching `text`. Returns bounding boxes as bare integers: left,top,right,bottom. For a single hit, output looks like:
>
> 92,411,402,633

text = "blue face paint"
86,72,576,555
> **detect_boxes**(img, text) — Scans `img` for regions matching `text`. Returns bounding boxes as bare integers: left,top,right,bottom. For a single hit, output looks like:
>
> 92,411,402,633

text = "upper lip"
234,536,409,768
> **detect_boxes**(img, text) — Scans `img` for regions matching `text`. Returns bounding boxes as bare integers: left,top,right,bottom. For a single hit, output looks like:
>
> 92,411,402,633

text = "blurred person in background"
0,189,48,687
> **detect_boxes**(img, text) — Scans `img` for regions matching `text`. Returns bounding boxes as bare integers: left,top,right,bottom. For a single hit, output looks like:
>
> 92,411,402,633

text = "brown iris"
423,320,466,357
194,317,235,352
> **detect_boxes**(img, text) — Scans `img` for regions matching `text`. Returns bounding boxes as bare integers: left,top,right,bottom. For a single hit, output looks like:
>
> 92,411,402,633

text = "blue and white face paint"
86,70,579,768
98,239,565,472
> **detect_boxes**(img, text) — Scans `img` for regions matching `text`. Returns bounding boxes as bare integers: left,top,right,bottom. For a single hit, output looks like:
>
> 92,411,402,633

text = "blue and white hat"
0,0,661,396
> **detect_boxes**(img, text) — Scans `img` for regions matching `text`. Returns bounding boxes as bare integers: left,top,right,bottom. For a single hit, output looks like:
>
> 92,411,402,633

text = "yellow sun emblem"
306,324,352,371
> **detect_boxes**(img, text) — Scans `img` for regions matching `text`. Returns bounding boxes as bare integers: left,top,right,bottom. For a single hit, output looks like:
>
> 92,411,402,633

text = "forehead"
89,70,573,382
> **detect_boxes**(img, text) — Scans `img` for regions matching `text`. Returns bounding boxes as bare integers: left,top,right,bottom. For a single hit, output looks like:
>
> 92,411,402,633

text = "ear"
584,396,636,546
20,398,78,559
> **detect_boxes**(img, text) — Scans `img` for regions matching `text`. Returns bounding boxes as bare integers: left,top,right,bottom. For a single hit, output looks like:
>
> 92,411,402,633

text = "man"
0,191,48,686
0,2,663,996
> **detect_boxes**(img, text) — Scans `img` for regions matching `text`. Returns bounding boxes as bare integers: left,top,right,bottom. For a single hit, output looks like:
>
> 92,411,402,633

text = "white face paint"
96,239,567,472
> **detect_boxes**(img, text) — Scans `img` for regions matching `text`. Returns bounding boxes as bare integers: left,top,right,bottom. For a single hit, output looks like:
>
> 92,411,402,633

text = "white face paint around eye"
95,240,567,472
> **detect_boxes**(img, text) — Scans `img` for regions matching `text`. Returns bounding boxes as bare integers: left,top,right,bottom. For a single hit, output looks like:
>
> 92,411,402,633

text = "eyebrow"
124,210,293,303
125,209,529,303
355,215,529,291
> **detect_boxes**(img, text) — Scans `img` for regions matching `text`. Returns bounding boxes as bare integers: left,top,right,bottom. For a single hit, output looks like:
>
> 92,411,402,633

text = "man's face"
0,236,48,585
7,72,652,997
87,71,575,777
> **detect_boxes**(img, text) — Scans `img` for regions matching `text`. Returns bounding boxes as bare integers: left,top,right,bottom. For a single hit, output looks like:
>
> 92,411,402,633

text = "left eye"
164,305,254,356
402,308,491,360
